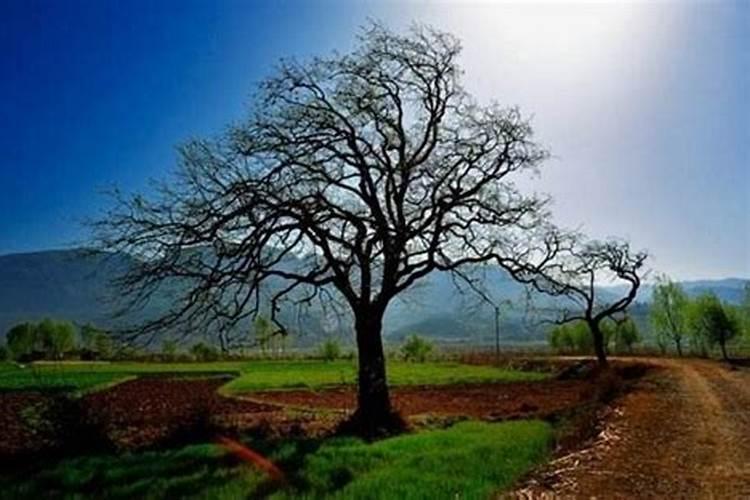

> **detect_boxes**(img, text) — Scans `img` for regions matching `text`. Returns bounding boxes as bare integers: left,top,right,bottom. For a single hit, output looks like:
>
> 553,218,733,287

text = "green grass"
0,361,247,391
273,420,552,499
222,360,548,394
0,420,552,499
0,360,547,393
0,361,18,374
0,443,264,499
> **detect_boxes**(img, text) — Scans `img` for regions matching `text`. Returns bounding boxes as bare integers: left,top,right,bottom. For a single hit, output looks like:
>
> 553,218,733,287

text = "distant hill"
0,249,126,335
608,278,749,304
0,248,537,343
0,248,747,346
676,278,749,303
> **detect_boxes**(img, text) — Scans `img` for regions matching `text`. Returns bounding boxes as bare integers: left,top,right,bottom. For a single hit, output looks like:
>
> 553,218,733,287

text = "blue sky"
1,0,747,280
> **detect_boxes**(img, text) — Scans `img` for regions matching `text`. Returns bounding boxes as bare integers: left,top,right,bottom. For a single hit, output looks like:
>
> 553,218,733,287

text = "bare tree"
507,238,647,365
93,23,555,435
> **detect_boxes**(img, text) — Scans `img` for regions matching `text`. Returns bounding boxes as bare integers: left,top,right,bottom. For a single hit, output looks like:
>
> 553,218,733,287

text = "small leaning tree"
507,238,647,365
94,24,556,436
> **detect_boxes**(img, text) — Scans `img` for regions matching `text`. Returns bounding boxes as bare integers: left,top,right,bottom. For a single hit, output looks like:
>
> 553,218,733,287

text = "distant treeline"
2,319,112,361
4,279,748,363
547,279,750,360
1,315,439,364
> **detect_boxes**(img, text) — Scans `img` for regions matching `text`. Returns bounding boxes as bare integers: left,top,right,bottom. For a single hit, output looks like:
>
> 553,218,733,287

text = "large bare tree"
94,24,555,435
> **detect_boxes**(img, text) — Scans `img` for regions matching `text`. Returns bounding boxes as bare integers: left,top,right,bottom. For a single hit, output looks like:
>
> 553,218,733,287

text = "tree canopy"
4,319,77,361
687,293,742,361
650,276,689,356
94,23,570,435
95,24,552,339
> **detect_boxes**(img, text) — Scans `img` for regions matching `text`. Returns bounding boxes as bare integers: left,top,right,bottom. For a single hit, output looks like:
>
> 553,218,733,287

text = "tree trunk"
719,339,729,362
347,308,401,437
218,331,229,355
675,337,683,357
590,321,608,366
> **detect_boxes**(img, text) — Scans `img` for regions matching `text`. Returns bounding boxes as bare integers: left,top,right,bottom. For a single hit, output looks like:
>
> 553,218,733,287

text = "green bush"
687,293,742,360
112,343,142,361
547,321,592,354
6,322,37,360
611,317,640,354
318,339,342,362
37,318,76,359
253,315,277,356
76,324,113,360
94,332,114,360
401,334,433,362
190,342,220,362
161,339,178,360
5,319,77,361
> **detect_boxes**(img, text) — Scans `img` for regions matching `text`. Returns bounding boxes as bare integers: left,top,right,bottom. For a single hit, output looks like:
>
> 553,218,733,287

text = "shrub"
162,339,178,360
94,332,114,360
190,342,220,362
6,320,77,361
253,315,276,356
548,324,573,353
401,334,433,362
547,321,592,354
79,323,99,351
76,324,113,360
318,339,342,362
6,322,37,360
37,318,76,359
112,344,142,361
611,317,640,354
688,293,742,361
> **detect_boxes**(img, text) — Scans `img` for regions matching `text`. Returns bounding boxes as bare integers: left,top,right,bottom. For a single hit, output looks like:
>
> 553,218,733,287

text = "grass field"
222,360,548,393
0,361,247,392
0,360,548,393
0,359,554,497
0,420,552,499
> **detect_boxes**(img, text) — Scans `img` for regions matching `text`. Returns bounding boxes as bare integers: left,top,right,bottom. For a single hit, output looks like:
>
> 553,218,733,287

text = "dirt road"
515,358,750,499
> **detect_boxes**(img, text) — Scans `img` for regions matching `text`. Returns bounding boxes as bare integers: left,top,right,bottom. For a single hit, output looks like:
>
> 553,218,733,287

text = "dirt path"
514,359,750,498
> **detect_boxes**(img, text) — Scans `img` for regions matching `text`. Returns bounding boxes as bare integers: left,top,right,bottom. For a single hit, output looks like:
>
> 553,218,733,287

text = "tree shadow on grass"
4,445,253,499
239,435,329,498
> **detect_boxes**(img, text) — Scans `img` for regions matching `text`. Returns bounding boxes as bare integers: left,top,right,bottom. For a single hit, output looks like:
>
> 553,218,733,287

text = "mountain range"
0,248,747,346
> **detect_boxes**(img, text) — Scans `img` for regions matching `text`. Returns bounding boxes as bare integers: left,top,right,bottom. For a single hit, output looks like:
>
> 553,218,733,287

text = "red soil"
247,379,599,421
513,359,750,498
0,392,65,457
80,377,282,450
1,360,621,458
